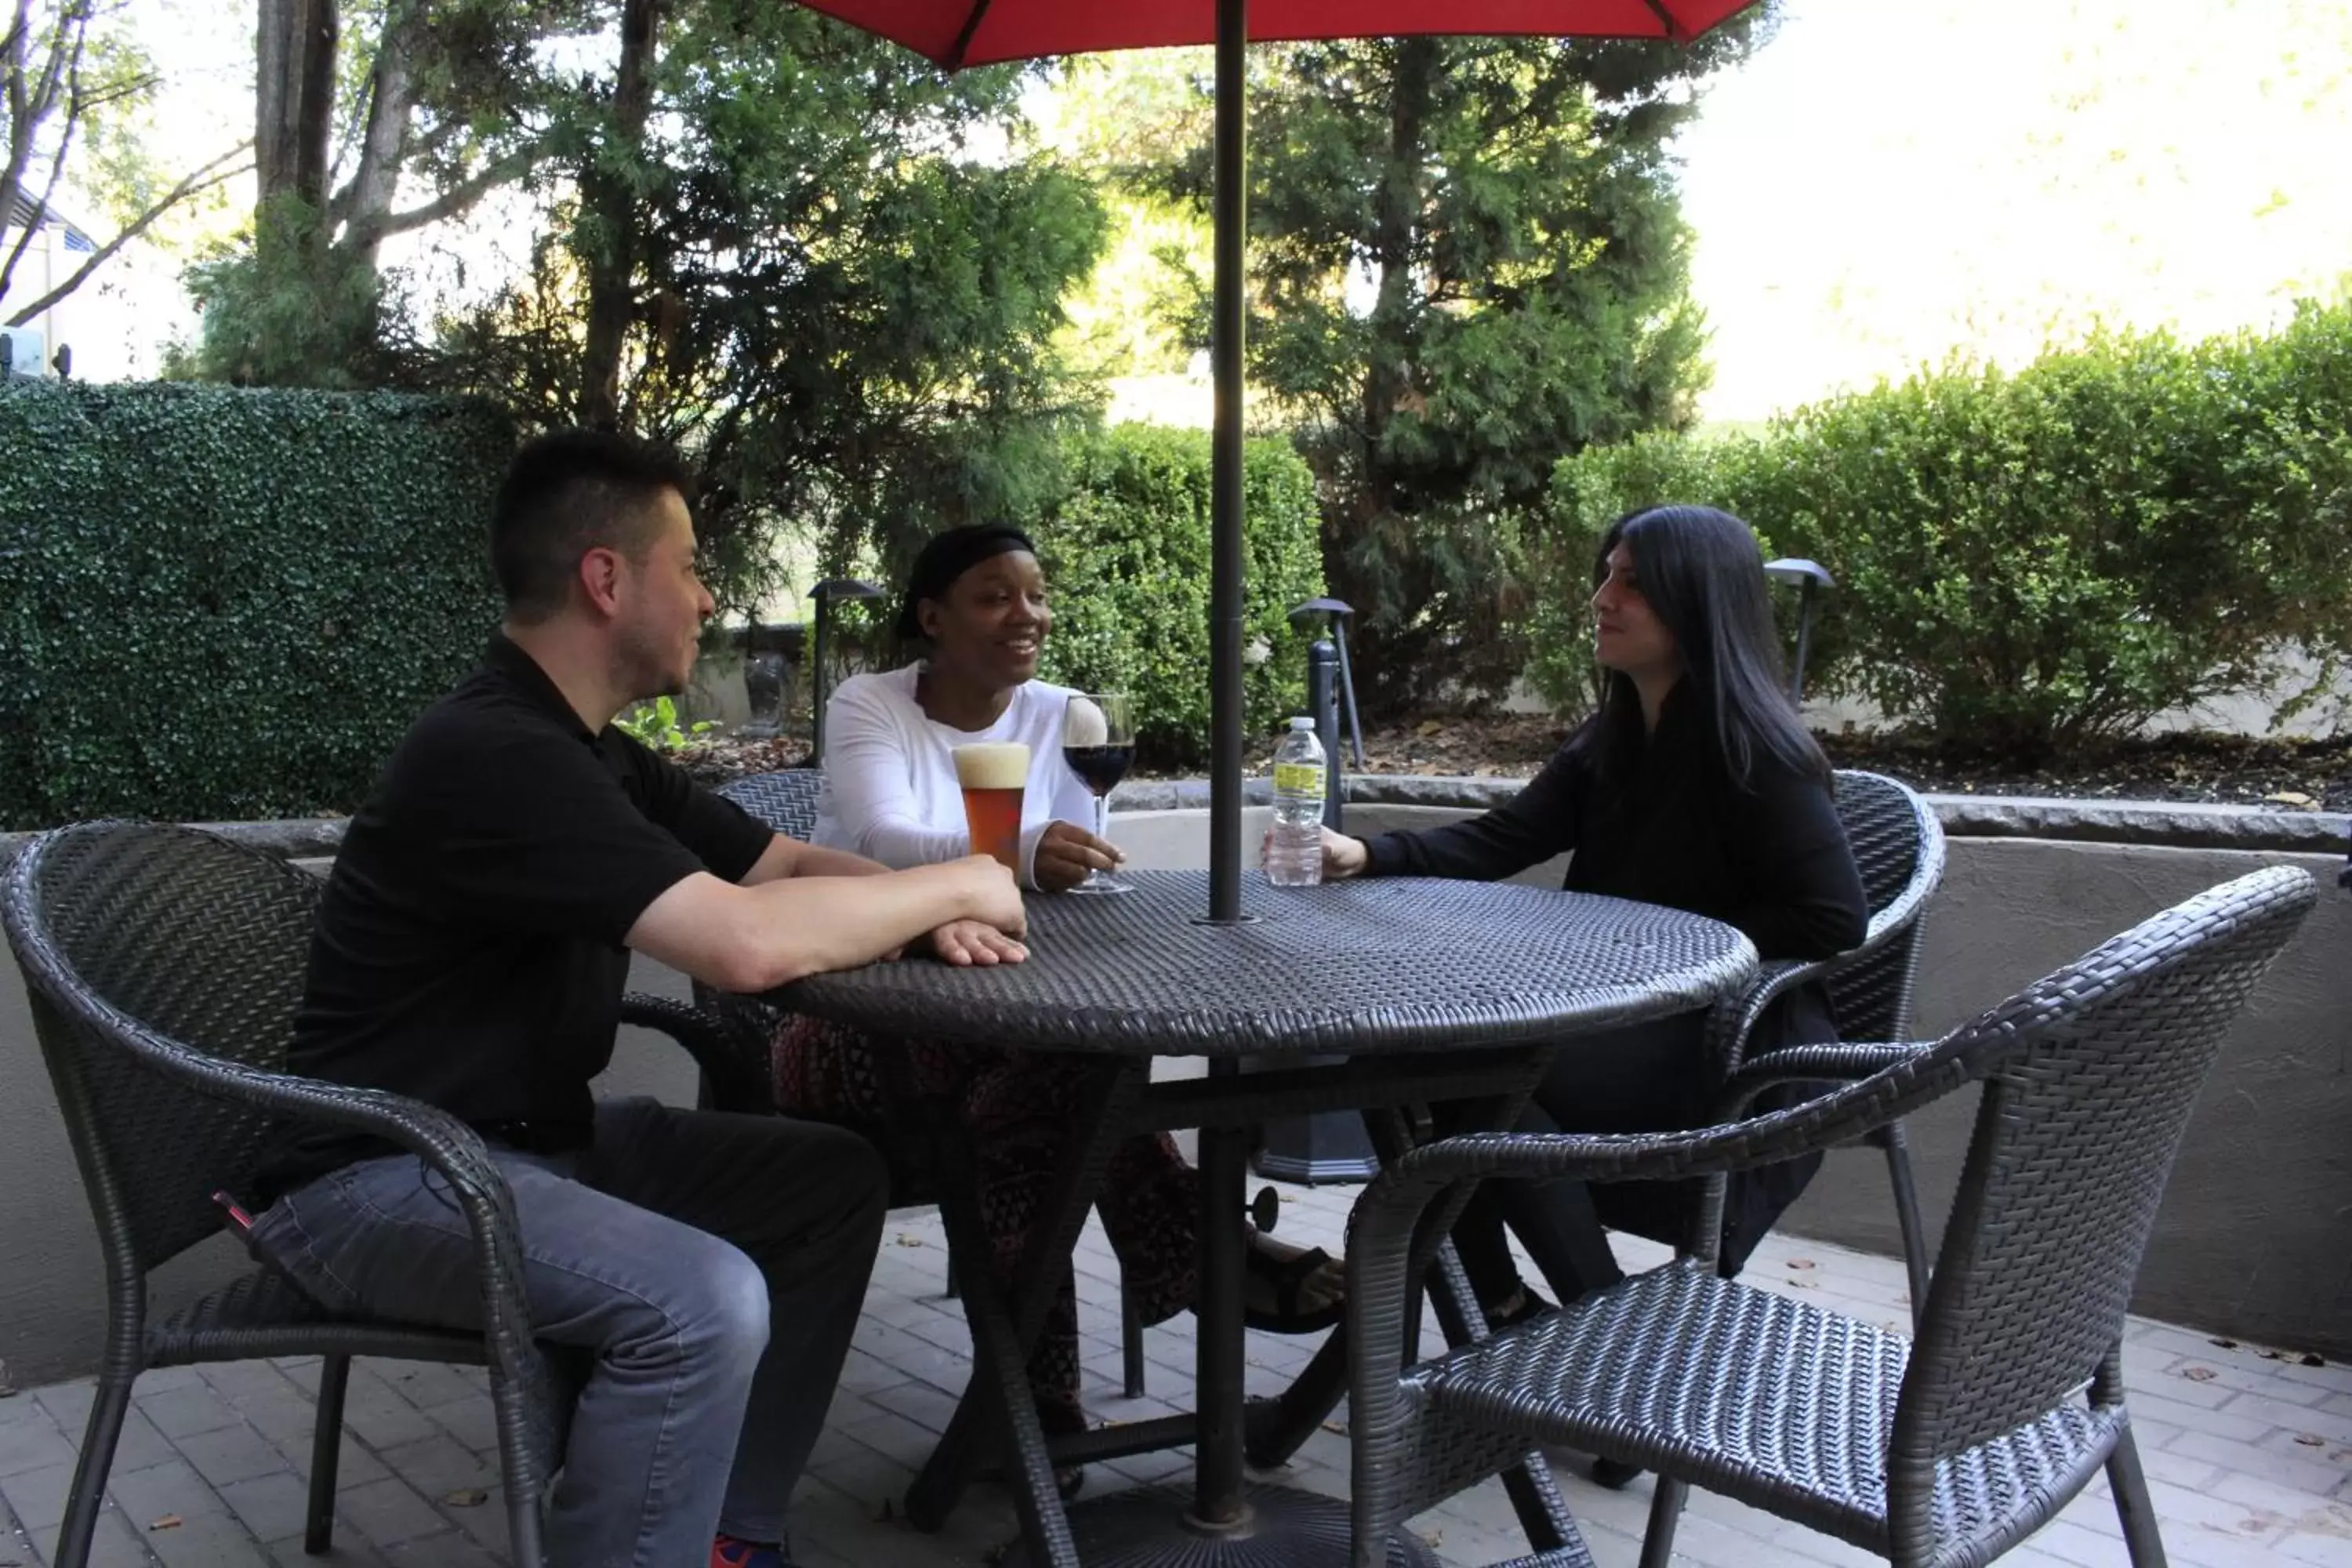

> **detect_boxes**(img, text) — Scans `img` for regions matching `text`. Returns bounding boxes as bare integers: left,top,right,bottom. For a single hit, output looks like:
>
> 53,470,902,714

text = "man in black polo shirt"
249,429,1027,1568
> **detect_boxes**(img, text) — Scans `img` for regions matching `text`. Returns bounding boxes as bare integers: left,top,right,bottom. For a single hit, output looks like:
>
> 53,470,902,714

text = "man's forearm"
741,833,891,886
788,842,891,879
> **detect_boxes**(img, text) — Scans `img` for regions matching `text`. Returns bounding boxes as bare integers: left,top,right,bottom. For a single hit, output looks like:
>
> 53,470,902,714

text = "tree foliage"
0,0,248,331
432,0,1109,615
1091,22,1772,713
183,0,588,385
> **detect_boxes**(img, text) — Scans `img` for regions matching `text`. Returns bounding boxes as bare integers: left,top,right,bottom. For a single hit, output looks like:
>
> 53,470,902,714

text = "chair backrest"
1890,865,2313,1492
4,822,322,1276
719,767,824,841
696,769,827,1103
1825,770,1946,1042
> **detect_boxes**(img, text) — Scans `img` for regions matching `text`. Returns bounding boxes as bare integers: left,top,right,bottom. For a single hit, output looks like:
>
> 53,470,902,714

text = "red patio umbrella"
800,2,1757,69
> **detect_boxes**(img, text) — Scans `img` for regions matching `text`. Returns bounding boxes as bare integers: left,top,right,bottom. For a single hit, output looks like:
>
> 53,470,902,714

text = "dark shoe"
1483,1285,1557,1333
1591,1455,1645,1490
711,1534,793,1568
1242,1238,1346,1335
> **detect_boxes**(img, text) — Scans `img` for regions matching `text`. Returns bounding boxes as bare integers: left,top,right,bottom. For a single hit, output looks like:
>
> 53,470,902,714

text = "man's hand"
948,853,1029,938
1032,819,1124,893
927,919,1029,966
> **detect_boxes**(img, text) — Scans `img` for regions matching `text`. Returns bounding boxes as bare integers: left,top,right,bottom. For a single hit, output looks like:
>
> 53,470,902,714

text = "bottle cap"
1289,716,1316,729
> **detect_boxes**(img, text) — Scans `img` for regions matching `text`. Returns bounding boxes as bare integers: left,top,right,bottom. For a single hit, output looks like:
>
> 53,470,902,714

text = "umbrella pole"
1187,0,1254,1551
1206,0,1247,927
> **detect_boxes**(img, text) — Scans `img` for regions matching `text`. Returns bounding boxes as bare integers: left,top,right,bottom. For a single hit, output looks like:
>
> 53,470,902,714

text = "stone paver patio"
4,1178,2348,1568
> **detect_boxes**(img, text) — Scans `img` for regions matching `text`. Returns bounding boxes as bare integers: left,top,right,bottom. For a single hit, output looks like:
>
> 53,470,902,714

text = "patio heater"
1286,597,1364,781
808,577,884,764
1764,557,1834,703
1250,597,1380,1185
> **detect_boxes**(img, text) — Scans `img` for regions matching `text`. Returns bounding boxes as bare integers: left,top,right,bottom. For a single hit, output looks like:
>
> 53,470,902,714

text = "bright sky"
45,0,2352,417
1675,0,2352,422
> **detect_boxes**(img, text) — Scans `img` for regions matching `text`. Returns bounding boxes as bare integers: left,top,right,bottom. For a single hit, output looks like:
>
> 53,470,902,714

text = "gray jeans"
252,1098,888,1567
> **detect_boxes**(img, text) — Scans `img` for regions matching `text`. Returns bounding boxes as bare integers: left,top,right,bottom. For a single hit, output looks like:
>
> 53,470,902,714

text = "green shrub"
0,384,513,830
1530,303,2352,752
1037,424,1325,764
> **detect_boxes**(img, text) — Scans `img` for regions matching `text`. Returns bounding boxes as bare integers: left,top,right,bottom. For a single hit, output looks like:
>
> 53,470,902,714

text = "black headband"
894,524,1037,641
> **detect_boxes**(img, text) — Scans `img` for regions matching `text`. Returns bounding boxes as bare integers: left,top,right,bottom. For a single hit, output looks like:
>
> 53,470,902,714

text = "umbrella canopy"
794,0,1759,924
797,1,1756,67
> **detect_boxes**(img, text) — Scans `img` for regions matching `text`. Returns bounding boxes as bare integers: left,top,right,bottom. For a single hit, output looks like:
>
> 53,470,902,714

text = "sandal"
1242,1236,1347,1335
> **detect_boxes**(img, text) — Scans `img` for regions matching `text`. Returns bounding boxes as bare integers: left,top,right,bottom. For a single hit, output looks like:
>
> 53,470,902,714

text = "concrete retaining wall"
3,794,2347,1385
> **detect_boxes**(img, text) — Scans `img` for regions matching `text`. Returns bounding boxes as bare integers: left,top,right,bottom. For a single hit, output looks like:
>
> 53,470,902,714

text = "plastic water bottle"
1266,717,1327,887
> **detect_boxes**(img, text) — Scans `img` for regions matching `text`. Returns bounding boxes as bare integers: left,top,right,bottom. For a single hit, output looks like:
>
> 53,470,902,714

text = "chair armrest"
76,1036,561,1475
1701,956,1831,1071
1347,1034,1973,1330
619,991,773,1113
1715,1040,1938,1119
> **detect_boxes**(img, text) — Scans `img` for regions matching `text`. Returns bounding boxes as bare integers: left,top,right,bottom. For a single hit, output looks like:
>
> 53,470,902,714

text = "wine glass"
1062,691,1134,894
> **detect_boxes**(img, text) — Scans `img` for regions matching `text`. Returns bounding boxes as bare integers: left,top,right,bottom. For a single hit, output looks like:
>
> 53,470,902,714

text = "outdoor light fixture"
1764,557,1835,703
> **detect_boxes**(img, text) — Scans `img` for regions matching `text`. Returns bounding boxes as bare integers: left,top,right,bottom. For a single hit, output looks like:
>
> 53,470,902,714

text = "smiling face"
1590,541,1677,683
918,549,1050,690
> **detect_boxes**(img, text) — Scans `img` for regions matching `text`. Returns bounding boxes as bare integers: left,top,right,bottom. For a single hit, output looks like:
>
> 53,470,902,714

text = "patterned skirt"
772,1014,1199,1431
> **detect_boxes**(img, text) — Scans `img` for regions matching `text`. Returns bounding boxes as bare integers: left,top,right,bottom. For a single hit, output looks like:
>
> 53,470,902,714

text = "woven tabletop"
779,869,1756,1058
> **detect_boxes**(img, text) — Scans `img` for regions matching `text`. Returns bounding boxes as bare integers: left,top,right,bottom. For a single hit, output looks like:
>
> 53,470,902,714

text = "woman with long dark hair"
1304,504,1867,1475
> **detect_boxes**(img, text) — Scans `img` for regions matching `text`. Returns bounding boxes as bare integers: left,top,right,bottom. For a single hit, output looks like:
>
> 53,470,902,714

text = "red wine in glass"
1062,742,1134,798
1063,692,1134,894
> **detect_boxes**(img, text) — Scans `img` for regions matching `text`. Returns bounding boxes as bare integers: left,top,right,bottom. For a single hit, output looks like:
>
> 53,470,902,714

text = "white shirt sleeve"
818,677,975,871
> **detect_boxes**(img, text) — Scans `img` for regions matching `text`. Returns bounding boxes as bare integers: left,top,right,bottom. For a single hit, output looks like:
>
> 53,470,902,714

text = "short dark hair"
490,429,696,621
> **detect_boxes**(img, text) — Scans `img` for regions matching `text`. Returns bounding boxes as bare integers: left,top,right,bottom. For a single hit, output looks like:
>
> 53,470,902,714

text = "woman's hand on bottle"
1320,827,1369,880
1258,825,1370,880
1033,819,1124,892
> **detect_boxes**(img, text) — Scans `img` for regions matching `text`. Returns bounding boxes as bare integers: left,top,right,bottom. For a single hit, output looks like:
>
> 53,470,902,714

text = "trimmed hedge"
0,384,513,830
1528,303,2352,752
1037,424,1325,764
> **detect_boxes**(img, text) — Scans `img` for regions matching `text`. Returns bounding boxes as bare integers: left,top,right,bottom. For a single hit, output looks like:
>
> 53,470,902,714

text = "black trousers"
1447,1011,1823,1310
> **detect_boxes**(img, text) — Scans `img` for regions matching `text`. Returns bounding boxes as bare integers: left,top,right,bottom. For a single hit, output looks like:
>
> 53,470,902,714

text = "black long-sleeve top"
1361,691,1867,967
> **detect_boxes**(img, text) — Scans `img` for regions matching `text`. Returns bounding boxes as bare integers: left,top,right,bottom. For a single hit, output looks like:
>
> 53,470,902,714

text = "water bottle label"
1273,762,1323,797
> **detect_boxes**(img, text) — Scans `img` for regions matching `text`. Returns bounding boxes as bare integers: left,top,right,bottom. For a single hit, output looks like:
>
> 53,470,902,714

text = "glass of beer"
953,742,1029,874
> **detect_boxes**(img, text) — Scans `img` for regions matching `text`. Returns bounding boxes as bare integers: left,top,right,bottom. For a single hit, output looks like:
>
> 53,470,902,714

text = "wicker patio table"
779,869,1755,1568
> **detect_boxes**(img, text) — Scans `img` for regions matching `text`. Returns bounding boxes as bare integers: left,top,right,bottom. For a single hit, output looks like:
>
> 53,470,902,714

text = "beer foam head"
1063,697,1108,747
953,742,1030,790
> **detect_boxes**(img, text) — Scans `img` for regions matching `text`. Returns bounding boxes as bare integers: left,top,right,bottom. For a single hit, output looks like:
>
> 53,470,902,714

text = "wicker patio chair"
2,822,754,1568
1346,862,2314,1568
1702,768,1947,1316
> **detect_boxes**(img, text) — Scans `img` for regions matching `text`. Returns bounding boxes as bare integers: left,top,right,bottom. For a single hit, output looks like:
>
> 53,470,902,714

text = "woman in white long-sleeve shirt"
773,524,1342,1485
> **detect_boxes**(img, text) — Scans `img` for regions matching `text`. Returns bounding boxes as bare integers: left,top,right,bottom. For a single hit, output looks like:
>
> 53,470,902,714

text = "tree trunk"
334,0,421,272
254,0,336,216
579,0,660,430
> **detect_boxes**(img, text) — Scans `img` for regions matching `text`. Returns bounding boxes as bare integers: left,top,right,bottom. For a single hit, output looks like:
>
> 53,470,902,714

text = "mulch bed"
676,717,2352,813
